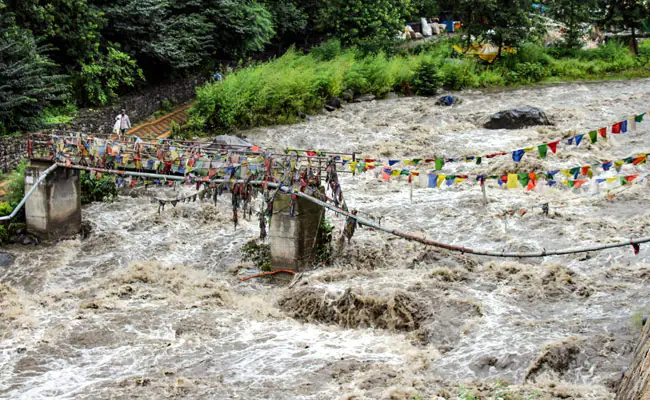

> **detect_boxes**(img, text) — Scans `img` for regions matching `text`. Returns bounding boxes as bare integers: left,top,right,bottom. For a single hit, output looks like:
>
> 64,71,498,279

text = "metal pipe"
0,164,58,221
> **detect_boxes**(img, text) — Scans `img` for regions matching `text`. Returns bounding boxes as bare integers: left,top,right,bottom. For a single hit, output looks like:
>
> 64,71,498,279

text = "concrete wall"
270,194,324,271
25,163,81,239
618,320,650,399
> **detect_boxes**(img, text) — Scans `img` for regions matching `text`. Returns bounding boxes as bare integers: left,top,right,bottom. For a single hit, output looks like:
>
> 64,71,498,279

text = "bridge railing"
27,132,357,184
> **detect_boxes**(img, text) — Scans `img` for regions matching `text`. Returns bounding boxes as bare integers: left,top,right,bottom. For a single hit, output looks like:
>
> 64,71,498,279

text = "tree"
439,0,535,53
603,0,649,54
0,1,66,132
322,0,414,46
550,0,600,49
4,0,105,67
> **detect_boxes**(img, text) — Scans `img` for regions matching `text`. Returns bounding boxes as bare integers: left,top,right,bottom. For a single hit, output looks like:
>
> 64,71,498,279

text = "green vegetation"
80,172,118,204
192,39,650,132
241,240,272,271
1,0,650,134
314,217,334,265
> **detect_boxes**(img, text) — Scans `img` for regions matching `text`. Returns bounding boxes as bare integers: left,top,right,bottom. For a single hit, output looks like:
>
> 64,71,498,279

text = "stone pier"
25,162,82,239
269,193,324,271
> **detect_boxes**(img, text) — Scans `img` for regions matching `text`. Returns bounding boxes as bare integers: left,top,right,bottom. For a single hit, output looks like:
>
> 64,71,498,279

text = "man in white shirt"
115,109,132,137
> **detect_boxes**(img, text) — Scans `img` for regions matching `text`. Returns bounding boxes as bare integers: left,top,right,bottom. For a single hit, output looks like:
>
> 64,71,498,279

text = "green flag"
476,156,482,165
518,173,530,187
588,131,597,144
538,144,548,159
636,113,645,123
435,158,444,171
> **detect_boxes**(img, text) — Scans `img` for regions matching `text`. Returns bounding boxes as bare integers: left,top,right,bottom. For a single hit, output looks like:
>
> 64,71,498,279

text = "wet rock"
80,221,93,240
354,94,376,103
341,89,354,103
0,252,15,268
326,97,342,110
484,106,552,129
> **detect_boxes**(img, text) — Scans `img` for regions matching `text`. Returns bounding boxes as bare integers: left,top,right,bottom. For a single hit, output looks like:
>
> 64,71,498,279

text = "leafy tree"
4,0,105,66
322,0,414,46
99,0,213,75
0,2,66,133
550,0,600,49
603,0,649,54
73,46,145,106
264,0,309,46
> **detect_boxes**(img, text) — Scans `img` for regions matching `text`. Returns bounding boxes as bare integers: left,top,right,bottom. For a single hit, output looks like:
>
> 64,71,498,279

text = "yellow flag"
606,177,617,183
523,146,535,153
391,170,400,177
437,175,446,188
507,174,518,189
349,161,358,172
455,178,466,184
561,170,572,178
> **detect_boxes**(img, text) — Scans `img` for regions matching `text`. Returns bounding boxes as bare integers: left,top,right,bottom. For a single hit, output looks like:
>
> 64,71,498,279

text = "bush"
411,59,442,95
241,240,271,271
440,60,479,90
80,171,118,204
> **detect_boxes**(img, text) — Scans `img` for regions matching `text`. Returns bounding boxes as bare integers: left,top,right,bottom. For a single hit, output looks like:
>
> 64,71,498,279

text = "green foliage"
314,217,334,265
80,171,118,204
0,2,67,133
549,0,601,49
241,240,271,271
6,159,27,210
74,46,144,106
440,60,479,90
411,59,442,95
0,202,13,217
322,0,413,46
41,103,78,127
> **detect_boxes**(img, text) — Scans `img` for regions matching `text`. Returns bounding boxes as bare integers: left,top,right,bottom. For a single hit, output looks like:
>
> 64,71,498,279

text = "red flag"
612,122,622,134
548,141,559,153
632,243,640,255
130,179,136,188
306,151,317,157
581,166,590,176
573,180,587,188
382,169,390,180
251,146,260,152
625,175,639,183
632,155,646,165
598,127,607,138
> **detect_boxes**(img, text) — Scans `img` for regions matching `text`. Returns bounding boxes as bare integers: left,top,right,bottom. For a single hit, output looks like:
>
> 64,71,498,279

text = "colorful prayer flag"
435,158,444,171
538,144,548,159
598,127,607,138
612,122,622,134
588,131,598,144
507,174,518,189
548,141,559,153
512,150,525,163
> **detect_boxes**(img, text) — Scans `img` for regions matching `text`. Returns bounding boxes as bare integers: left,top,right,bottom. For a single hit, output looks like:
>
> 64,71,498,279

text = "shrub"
241,240,271,271
440,60,479,90
80,171,118,204
411,59,442,95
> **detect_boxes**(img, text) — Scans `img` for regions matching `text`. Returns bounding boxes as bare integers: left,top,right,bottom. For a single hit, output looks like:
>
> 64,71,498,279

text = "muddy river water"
2,79,650,399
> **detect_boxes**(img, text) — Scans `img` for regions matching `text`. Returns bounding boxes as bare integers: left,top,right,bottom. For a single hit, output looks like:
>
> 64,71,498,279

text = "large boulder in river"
484,106,552,129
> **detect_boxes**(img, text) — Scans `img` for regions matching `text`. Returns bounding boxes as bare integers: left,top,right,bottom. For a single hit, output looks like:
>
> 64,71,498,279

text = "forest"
1,0,649,134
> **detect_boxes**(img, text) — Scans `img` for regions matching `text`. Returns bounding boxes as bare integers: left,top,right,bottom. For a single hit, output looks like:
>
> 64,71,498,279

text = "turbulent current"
3,80,650,399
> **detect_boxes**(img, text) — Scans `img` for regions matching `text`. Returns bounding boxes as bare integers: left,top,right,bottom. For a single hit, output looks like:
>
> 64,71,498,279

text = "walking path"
126,104,192,140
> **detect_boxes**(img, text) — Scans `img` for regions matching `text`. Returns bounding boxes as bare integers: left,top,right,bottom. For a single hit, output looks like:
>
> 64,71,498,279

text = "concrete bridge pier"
270,193,324,272
25,162,82,239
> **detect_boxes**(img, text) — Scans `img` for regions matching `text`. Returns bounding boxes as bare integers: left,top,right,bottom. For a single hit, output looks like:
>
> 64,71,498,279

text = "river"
2,79,650,399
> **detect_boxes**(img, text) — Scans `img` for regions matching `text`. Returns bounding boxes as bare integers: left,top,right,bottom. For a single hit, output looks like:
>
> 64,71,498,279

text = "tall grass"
191,40,650,132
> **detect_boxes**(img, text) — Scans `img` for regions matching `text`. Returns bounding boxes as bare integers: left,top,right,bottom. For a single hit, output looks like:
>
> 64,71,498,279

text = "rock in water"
0,252,15,268
354,94,376,103
341,90,354,103
484,106,552,129
325,97,342,111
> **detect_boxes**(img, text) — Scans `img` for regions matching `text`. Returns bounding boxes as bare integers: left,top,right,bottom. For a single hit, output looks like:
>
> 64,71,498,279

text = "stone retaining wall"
62,76,206,134
0,137,28,173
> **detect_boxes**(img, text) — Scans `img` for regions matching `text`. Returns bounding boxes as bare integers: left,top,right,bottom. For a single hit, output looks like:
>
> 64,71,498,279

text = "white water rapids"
2,79,650,399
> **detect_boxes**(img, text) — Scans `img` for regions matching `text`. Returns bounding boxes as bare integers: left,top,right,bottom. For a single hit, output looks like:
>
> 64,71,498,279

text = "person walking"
115,109,131,137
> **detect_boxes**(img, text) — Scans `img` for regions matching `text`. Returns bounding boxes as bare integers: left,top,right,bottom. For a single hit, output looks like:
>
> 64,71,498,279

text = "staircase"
126,104,192,140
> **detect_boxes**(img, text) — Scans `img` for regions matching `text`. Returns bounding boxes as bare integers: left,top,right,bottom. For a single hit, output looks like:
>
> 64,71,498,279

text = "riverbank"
189,40,650,134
